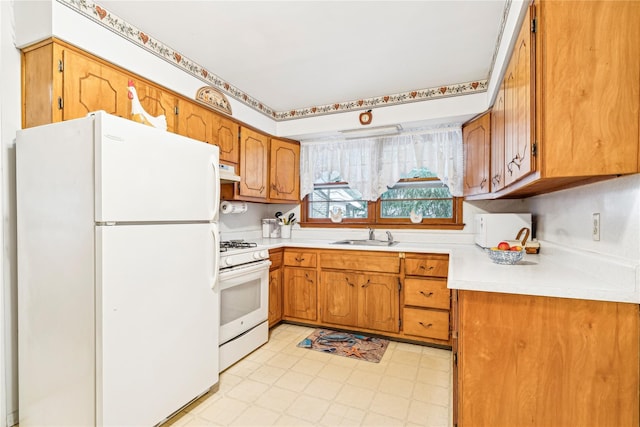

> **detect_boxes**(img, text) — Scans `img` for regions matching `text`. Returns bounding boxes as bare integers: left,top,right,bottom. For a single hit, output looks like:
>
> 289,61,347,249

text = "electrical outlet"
592,213,600,241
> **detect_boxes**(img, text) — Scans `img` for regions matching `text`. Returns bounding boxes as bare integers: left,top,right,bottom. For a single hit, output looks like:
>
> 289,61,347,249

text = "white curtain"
300,125,463,200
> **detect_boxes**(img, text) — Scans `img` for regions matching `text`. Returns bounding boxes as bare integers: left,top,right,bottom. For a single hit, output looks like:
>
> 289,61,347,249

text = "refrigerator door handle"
211,226,220,290
211,159,220,221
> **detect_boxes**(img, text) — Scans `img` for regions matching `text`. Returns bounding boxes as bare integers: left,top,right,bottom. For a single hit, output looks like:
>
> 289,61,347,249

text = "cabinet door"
62,49,131,121
357,274,399,333
269,138,300,202
215,115,239,165
176,100,215,144
458,291,639,427
490,82,506,192
320,271,358,327
283,267,317,321
133,80,178,133
504,5,535,187
462,112,491,196
239,127,268,199
268,267,282,327
539,1,640,177
23,42,60,128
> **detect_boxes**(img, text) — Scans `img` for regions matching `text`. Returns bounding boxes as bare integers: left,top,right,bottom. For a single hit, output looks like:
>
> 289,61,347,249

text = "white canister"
281,224,292,239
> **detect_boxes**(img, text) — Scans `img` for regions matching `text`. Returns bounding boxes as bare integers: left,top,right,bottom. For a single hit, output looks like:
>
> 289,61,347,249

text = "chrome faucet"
386,231,394,242
368,228,375,240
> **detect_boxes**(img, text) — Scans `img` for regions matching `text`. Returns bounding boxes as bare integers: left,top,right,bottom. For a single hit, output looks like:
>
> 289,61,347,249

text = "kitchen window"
301,168,463,229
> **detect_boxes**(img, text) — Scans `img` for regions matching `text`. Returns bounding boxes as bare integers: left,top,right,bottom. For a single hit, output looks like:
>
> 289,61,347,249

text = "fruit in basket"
510,245,523,251
497,241,511,250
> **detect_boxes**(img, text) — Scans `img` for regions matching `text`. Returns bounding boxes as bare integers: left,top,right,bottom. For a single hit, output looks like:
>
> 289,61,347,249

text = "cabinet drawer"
403,307,450,341
269,249,283,269
404,255,449,278
404,278,449,310
284,251,317,268
320,251,400,273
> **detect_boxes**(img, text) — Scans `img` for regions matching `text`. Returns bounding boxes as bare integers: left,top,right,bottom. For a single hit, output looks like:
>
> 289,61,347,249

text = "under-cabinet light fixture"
340,124,402,139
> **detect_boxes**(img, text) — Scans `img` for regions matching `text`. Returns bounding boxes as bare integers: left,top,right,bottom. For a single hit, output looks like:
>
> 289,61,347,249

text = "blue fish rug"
297,329,389,363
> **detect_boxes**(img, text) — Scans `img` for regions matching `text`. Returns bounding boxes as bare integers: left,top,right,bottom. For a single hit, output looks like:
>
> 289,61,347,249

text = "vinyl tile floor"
167,324,452,427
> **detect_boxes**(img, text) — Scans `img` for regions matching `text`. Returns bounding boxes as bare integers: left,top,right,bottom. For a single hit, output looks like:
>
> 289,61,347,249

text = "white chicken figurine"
127,80,168,131
329,207,343,223
410,209,423,224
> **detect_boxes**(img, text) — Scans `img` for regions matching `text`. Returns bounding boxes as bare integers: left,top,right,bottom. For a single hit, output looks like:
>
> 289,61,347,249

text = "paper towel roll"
220,201,248,214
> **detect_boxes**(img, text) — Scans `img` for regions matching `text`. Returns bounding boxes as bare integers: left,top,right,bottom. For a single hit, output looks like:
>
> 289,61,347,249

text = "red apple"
510,246,522,251
497,241,511,250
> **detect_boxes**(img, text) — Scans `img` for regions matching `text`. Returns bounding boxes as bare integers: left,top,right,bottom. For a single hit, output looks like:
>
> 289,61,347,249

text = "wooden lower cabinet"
320,270,400,333
357,274,400,333
268,249,283,327
277,248,450,345
283,267,317,322
456,290,639,427
320,270,358,326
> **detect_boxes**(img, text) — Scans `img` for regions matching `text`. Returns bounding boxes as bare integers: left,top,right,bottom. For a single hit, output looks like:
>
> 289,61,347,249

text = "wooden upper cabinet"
22,40,175,132
504,4,534,187
62,48,132,122
215,116,239,165
176,100,215,143
269,138,300,202
133,80,178,133
462,112,491,196
22,40,302,203
480,1,640,198
490,82,506,192
239,126,269,199
537,0,639,177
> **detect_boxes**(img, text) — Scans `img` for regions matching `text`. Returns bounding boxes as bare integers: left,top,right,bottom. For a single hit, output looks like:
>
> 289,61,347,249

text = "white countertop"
255,238,640,304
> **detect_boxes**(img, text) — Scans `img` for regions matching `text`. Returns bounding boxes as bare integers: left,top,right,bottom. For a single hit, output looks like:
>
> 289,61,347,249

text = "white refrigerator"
16,112,221,426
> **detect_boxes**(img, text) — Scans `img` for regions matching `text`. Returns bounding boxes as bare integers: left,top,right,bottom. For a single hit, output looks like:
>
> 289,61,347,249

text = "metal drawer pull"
419,322,433,328
420,291,434,297
419,265,435,271
361,279,370,288
345,277,354,287
295,257,305,262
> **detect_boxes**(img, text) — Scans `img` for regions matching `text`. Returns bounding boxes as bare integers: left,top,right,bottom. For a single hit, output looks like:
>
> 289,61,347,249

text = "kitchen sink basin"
332,239,398,247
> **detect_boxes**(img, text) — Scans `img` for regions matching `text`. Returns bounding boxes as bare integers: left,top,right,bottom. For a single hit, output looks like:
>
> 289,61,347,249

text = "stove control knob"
260,250,269,259
225,257,234,266
252,252,262,260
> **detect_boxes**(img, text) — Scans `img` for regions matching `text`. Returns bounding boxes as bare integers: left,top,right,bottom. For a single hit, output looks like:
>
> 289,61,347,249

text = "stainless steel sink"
332,239,398,247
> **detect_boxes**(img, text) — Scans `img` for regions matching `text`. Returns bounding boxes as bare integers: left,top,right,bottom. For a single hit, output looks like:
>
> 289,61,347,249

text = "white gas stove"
217,240,270,372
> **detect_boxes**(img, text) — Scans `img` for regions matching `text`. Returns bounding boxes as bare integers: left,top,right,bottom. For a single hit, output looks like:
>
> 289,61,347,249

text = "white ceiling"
95,0,509,116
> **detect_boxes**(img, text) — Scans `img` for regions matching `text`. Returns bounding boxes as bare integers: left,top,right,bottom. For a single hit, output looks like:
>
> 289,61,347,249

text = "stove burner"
220,240,258,252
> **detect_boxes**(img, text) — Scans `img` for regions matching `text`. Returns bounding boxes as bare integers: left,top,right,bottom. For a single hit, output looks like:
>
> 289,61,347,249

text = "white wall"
528,175,640,263
1,1,21,425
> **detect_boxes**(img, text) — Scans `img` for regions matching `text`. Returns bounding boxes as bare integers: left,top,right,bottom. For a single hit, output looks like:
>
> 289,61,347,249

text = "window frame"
300,177,464,230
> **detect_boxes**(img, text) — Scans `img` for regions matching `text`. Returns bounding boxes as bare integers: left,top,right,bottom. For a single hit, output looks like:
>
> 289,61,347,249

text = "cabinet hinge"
174,106,179,115
399,318,402,329
397,278,402,292
453,352,458,365
532,141,537,157
531,17,537,33
57,59,64,72
57,97,63,110
398,252,405,259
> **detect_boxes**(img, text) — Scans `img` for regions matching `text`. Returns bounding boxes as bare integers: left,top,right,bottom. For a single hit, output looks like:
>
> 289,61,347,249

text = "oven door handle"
219,259,271,278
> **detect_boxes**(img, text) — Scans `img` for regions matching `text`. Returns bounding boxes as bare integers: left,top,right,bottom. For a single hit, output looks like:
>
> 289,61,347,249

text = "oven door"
218,259,270,345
